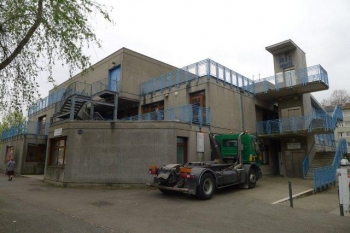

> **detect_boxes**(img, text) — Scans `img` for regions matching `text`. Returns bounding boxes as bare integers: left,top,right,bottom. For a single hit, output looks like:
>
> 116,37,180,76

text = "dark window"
26,143,46,162
142,101,164,120
223,139,237,147
49,137,67,166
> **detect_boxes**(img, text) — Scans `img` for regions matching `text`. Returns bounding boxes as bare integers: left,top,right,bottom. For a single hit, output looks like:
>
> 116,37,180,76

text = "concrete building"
0,40,341,186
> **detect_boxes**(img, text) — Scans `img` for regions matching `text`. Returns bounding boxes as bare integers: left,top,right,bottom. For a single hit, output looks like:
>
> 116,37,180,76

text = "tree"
0,0,113,111
321,90,350,106
0,110,26,134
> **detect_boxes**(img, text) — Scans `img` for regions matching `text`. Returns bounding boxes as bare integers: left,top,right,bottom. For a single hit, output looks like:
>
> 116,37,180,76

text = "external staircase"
51,79,119,123
305,152,335,180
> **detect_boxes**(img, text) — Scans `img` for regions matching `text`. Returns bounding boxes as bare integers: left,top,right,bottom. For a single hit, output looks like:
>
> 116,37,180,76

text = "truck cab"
214,133,262,166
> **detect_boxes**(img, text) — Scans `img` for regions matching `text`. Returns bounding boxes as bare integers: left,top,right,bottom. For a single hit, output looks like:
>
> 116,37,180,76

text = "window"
142,101,164,120
38,115,46,135
346,132,350,137
223,139,237,147
190,91,206,123
49,137,67,166
26,143,46,162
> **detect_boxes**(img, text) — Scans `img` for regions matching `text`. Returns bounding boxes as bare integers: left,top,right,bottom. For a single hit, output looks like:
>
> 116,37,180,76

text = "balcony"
256,106,343,137
121,104,211,129
255,65,329,100
1,121,50,141
140,59,255,96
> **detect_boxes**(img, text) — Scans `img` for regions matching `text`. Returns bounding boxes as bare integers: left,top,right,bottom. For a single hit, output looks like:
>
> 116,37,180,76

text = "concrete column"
70,96,76,120
90,103,94,120
113,94,119,120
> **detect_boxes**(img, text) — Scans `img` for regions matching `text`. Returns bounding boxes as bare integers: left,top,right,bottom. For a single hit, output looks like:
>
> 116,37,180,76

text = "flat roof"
265,39,305,55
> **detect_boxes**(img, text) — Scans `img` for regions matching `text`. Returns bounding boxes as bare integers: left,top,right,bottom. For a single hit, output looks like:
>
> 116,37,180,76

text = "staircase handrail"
302,154,310,178
313,138,348,192
302,139,316,178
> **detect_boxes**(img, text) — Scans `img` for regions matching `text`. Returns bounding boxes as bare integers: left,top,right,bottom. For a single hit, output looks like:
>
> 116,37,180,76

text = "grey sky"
38,0,350,103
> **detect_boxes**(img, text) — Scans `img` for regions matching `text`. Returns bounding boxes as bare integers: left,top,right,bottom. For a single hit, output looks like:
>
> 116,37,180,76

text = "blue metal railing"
141,61,328,96
121,104,211,129
302,154,310,178
29,79,120,117
256,105,343,135
313,138,348,193
315,133,336,151
1,121,50,141
28,88,65,116
54,79,120,114
254,64,328,93
140,59,255,96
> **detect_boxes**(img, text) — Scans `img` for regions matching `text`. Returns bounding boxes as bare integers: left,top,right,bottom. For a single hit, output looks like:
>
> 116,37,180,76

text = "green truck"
148,131,263,200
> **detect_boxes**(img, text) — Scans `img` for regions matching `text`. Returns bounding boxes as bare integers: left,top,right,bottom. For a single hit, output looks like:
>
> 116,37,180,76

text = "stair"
53,94,91,121
305,152,334,180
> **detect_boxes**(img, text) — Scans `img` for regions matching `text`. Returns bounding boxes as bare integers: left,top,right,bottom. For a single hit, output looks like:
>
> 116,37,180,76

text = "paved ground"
0,173,349,232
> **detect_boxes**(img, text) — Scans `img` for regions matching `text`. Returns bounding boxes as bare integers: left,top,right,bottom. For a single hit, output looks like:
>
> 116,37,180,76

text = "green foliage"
0,0,113,112
0,110,26,133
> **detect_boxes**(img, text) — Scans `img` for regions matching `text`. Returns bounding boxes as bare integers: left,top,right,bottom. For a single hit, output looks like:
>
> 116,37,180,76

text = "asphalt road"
0,175,349,233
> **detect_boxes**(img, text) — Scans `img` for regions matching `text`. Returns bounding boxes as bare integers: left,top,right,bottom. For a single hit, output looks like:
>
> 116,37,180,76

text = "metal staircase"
51,79,119,123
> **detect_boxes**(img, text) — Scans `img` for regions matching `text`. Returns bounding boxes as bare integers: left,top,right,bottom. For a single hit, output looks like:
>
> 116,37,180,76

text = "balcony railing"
141,59,255,96
254,64,328,93
257,106,343,135
140,58,329,97
313,138,348,193
1,121,50,141
54,79,120,114
28,88,65,116
121,104,211,129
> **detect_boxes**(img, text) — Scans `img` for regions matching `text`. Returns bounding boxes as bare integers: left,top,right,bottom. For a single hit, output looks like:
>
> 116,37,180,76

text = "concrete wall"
0,135,47,174
142,77,258,134
45,121,211,185
121,49,177,100
272,46,307,74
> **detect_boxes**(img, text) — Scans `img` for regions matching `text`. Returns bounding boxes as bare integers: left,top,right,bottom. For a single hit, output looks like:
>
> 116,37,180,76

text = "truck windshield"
223,139,238,147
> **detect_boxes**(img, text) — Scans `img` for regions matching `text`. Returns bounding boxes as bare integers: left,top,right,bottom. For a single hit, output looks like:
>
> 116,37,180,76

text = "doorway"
177,137,188,164
285,151,304,178
109,66,120,92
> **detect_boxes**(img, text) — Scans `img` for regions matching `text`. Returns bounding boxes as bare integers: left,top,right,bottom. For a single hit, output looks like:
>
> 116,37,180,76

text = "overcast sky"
38,0,350,103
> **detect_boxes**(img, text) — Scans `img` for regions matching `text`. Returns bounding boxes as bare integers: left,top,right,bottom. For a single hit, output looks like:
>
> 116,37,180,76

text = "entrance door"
285,151,304,178
281,106,301,132
177,137,188,164
109,66,120,92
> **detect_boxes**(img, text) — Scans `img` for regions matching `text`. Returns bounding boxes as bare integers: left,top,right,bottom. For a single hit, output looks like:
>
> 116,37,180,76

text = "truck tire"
196,173,215,200
248,168,257,189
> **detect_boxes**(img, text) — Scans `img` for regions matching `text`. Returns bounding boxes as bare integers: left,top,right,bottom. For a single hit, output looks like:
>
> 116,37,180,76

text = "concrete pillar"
113,94,119,120
70,96,76,120
90,103,94,120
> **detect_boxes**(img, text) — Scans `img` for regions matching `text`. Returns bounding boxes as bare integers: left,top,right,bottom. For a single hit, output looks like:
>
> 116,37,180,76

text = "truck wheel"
196,173,215,200
248,168,257,189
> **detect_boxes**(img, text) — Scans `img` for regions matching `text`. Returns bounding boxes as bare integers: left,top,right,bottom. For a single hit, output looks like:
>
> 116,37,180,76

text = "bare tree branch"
0,0,43,71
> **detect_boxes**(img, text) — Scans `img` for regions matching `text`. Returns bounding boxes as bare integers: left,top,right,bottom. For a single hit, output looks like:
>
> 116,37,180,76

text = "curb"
271,188,314,204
